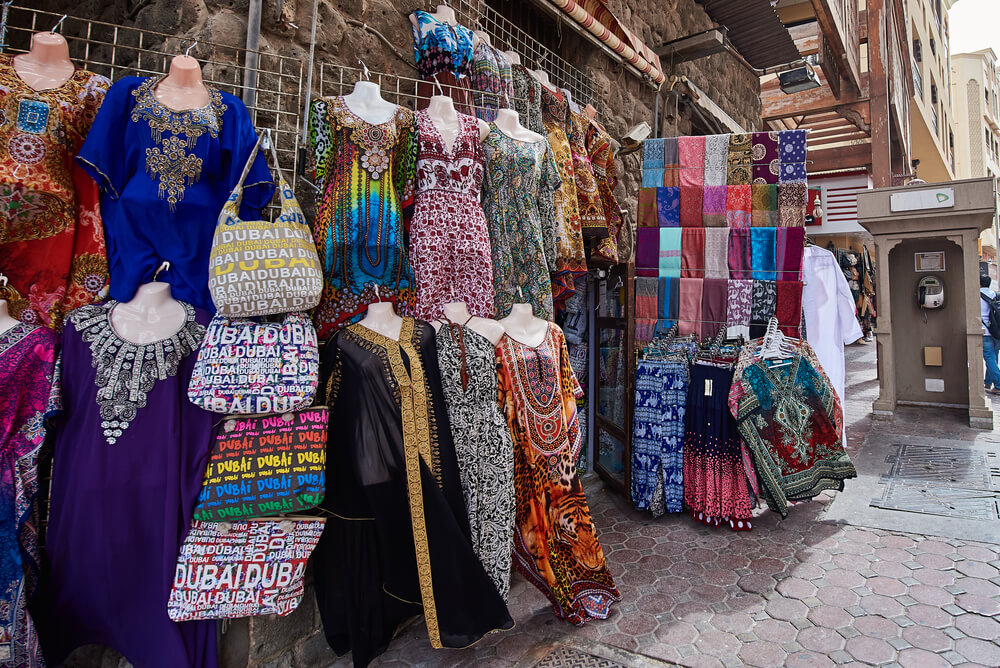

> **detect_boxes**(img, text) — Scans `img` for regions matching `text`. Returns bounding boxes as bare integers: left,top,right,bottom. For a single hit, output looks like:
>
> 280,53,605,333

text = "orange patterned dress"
0,55,110,330
541,86,585,303
586,119,623,265
566,109,607,240
497,323,619,625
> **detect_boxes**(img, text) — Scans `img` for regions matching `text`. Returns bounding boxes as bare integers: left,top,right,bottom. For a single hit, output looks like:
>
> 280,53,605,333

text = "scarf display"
636,130,808,340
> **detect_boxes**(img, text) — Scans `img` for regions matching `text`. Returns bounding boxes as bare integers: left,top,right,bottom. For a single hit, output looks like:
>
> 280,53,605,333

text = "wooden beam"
809,126,870,141
868,0,892,187
789,22,820,55
809,132,870,147
809,142,872,172
762,72,868,120
801,118,858,131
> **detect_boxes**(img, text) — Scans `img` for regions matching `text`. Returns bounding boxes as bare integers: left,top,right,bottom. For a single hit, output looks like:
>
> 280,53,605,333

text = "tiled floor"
339,342,1000,668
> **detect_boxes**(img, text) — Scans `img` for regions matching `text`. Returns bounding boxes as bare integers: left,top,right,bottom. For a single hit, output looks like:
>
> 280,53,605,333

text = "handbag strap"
225,130,295,216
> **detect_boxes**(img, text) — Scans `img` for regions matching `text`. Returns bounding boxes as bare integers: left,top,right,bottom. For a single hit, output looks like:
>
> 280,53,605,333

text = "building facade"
950,48,1000,259
908,0,956,183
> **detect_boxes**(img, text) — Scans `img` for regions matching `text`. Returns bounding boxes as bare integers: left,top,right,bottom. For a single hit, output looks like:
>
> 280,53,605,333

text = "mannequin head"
28,31,71,64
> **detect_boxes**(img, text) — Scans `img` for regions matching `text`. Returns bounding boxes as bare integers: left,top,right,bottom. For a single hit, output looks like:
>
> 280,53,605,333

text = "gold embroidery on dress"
130,77,227,211
345,319,443,648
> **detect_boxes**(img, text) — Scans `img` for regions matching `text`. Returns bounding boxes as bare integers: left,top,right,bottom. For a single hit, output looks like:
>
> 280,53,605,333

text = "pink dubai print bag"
167,518,325,621
187,312,319,414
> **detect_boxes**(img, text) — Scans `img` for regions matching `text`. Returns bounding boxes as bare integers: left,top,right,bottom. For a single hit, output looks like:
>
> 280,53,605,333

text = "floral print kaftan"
540,86,585,301
0,55,110,330
481,124,559,320
0,323,56,667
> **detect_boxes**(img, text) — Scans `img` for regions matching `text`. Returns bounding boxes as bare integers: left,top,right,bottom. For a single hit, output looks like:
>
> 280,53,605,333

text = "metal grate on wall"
452,0,596,106
0,5,304,188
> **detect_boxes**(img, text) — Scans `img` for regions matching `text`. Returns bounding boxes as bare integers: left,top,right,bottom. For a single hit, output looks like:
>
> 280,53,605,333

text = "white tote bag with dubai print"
208,131,323,317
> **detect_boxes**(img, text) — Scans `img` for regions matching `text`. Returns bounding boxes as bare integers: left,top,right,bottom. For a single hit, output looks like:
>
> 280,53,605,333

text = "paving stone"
797,626,845,652
829,649,854,664
845,636,896,664
709,612,754,635
860,594,905,618
897,649,951,668
956,545,996,562
896,595,918,607
891,615,915,628
694,630,740,658
902,625,953,652
653,619,698,645
886,636,911,650
858,568,878,578
907,604,955,629
737,573,776,595
954,612,1000,640
918,540,955,556
736,640,785,667
837,626,861,639
900,576,920,586
855,615,902,639
764,598,808,622
955,561,999,579
846,605,867,618
785,650,836,668
871,560,912,579
817,585,860,608
954,637,1000,665
913,568,955,587
867,577,907,597
908,584,954,606
942,604,966,616
940,650,967,665
954,593,1000,616
776,577,817,600
943,626,967,640
750,618,798,643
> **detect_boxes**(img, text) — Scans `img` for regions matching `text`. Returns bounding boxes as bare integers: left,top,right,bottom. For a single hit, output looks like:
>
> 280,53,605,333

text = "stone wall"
39,1,760,666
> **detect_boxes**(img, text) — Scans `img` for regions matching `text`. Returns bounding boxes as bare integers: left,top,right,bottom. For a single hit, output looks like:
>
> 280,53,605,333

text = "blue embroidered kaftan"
76,77,274,311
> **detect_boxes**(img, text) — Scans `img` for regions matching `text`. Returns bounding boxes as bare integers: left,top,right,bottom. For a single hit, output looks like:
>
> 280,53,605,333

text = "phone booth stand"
857,177,997,429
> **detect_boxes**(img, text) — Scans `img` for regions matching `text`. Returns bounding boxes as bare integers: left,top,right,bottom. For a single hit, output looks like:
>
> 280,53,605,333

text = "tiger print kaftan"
496,322,619,625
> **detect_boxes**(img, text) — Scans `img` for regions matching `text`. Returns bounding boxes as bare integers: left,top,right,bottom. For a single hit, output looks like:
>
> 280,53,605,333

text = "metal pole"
242,0,262,109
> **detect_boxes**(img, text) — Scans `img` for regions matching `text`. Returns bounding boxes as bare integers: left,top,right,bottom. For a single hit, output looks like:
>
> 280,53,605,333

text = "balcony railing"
931,105,939,136
913,58,923,99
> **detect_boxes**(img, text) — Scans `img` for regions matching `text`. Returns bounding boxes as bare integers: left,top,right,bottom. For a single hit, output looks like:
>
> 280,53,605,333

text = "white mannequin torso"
0,301,19,335
110,282,186,345
425,95,489,150
154,54,210,111
13,32,75,91
358,301,403,341
499,303,549,348
561,88,581,114
432,301,505,346
503,50,521,65
531,69,557,93
493,108,545,144
473,30,492,48
342,80,398,126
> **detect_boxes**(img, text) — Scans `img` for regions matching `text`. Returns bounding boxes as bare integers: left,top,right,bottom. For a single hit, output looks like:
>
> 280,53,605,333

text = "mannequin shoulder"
476,118,490,141
470,318,505,345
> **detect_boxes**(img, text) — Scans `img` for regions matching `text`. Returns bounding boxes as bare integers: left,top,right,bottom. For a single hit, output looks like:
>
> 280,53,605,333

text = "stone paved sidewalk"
332,343,1000,668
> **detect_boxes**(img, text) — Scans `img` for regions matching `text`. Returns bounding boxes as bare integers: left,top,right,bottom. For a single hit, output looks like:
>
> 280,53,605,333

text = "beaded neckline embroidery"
69,301,205,445
130,77,227,210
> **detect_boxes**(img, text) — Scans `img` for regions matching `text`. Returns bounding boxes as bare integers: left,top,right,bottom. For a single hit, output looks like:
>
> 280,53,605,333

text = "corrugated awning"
545,0,665,84
696,0,801,70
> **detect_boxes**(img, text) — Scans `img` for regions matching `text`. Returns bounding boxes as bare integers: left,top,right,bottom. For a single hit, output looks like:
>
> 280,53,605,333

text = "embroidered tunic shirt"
0,55,110,329
77,77,274,312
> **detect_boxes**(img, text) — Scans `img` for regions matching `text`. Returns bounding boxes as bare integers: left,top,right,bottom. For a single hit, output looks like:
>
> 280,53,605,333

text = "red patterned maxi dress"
497,323,619,625
410,110,494,320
